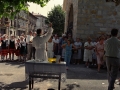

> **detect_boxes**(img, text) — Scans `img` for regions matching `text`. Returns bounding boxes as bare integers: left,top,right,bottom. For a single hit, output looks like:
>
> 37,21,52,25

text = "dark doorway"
67,4,73,37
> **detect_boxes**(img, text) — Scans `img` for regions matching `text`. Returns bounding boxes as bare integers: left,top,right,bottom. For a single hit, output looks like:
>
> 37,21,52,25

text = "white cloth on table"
84,42,94,62
32,27,53,61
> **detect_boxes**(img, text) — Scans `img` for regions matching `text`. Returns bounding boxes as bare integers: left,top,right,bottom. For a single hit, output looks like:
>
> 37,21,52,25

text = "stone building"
0,17,16,35
63,0,120,39
14,10,28,36
34,14,47,31
28,12,37,32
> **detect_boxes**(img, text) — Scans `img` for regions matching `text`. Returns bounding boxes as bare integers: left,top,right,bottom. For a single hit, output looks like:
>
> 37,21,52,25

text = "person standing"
95,37,104,72
104,28,120,90
9,35,16,61
1,36,8,61
32,23,53,61
15,38,21,61
32,32,36,59
61,36,68,61
20,36,27,61
62,39,76,69
53,35,59,56
83,37,94,68
46,36,54,58
26,31,33,60
72,38,82,64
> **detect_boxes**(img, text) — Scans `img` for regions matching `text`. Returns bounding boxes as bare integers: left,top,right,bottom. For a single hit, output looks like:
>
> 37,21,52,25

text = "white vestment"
32,27,53,61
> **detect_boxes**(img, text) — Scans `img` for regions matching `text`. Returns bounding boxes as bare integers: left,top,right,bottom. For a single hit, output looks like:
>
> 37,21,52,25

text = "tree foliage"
47,5,65,35
0,0,50,19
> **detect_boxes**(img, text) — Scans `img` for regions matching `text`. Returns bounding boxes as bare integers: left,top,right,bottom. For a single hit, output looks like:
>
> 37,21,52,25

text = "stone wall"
77,0,120,39
64,0,120,40
64,0,78,39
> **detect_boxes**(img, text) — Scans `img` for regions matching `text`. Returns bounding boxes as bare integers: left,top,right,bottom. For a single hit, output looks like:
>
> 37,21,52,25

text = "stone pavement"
0,61,120,90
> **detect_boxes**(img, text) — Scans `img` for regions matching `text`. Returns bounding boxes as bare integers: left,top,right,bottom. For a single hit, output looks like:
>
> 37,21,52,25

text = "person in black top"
15,38,21,61
20,36,27,61
1,36,8,61
9,35,16,60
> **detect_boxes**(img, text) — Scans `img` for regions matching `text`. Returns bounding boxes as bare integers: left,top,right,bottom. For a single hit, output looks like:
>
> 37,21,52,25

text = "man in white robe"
32,23,53,61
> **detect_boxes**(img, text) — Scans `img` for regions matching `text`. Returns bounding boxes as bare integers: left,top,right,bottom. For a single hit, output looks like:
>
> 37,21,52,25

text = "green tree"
0,0,50,18
47,5,65,35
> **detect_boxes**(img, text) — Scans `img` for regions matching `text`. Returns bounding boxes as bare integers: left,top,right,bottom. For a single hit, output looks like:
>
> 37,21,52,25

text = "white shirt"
104,37,120,58
21,41,26,46
74,42,82,49
47,41,53,51
32,27,53,61
26,35,33,44
53,38,59,44
84,42,94,55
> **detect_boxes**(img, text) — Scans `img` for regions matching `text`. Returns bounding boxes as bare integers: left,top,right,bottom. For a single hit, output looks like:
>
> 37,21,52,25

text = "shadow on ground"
62,84,80,90
67,65,120,80
0,61,25,68
0,81,28,90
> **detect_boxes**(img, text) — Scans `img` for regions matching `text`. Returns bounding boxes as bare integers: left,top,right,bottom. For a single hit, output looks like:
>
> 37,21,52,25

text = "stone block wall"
77,0,120,39
64,0,78,39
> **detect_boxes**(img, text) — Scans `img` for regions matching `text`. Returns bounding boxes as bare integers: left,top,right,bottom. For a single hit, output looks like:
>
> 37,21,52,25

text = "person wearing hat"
83,37,94,68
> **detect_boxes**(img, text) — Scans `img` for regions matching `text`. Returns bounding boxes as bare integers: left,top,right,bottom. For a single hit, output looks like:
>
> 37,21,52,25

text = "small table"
25,60,66,90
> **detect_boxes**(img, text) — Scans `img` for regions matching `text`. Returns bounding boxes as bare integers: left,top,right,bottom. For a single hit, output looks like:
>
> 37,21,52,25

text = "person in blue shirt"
62,39,76,70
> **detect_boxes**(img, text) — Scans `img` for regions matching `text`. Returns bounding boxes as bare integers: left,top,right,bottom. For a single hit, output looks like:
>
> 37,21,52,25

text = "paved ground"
0,61,120,90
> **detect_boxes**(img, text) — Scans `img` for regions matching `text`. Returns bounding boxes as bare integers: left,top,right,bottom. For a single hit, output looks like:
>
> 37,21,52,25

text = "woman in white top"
72,38,82,64
46,36,54,58
84,37,94,68
53,35,59,55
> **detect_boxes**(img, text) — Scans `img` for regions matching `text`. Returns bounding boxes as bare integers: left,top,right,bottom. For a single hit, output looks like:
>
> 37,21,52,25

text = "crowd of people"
0,30,111,70
0,28,120,90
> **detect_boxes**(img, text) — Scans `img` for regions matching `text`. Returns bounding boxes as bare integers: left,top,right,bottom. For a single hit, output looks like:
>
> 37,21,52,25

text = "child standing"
1,36,8,61
9,35,16,61
20,36,27,62
15,39,21,61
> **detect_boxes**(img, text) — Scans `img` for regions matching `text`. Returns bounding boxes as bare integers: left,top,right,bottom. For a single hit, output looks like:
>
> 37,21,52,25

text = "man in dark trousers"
104,28,120,90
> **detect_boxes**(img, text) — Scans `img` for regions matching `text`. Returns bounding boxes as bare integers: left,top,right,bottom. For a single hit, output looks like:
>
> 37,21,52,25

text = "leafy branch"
0,0,50,19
